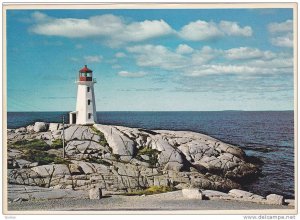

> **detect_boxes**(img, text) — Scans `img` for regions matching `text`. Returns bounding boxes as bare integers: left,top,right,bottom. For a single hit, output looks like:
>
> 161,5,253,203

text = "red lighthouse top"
78,65,93,81
79,65,93,73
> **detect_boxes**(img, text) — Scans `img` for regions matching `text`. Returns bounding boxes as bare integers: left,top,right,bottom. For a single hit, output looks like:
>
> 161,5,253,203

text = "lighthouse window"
88,113,92,119
87,87,90,92
88,99,91,105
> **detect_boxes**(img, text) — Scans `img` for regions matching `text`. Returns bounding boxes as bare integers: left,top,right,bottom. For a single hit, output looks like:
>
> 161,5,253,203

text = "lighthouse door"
72,113,77,124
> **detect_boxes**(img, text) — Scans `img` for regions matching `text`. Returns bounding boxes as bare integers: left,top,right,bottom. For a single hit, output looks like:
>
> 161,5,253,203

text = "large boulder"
49,123,59,132
182,188,203,199
26,125,34,133
94,124,136,162
151,136,185,171
33,122,49,132
89,187,102,200
266,194,284,205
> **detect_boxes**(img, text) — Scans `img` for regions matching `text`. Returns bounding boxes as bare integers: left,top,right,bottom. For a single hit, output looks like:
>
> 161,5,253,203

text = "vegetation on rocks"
51,139,63,149
123,186,176,196
9,139,50,151
8,139,69,165
90,126,109,147
136,146,160,167
20,149,70,165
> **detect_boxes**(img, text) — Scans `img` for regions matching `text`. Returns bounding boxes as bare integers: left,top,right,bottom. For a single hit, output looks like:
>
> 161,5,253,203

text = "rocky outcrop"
7,122,261,194
33,122,49,132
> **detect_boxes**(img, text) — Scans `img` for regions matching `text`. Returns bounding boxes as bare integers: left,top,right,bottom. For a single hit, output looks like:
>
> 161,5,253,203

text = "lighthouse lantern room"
69,65,97,125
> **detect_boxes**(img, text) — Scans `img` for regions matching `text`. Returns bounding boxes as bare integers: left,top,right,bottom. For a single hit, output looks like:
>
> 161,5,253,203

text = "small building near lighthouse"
69,65,97,125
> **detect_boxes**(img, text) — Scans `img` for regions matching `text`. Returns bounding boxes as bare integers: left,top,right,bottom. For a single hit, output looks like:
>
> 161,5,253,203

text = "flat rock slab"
8,184,88,201
202,190,233,200
229,189,253,198
31,164,70,177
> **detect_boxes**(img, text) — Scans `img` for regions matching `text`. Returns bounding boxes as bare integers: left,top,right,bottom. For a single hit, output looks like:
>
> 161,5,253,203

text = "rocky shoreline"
6,122,294,210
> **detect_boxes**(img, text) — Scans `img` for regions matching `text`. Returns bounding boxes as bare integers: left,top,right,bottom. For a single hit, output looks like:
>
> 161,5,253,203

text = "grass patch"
138,146,160,155
90,126,109,148
122,186,175,196
20,149,70,165
85,157,112,166
10,139,50,151
136,146,160,167
51,139,63,149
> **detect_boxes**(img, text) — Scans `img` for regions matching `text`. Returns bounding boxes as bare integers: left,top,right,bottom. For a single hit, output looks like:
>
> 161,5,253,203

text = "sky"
6,8,294,111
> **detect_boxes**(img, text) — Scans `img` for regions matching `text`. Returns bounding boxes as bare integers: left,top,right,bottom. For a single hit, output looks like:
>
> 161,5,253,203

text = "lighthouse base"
69,111,77,124
69,111,97,125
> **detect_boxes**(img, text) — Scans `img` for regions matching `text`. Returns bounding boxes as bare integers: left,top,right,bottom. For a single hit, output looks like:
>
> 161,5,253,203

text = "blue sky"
6,8,294,111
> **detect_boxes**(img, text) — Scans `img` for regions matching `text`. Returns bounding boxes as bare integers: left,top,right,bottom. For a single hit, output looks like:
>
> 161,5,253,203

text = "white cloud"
126,44,293,78
118,70,147,78
31,11,49,21
30,12,173,47
30,12,254,46
268,20,293,33
224,47,276,60
176,44,194,54
184,64,291,77
191,46,221,65
120,19,173,42
179,20,252,41
270,32,293,48
219,21,252,37
127,44,187,70
84,55,102,63
115,52,126,58
184,64,257,76
247,57,293,69
268,20,293,48
179,20,223,41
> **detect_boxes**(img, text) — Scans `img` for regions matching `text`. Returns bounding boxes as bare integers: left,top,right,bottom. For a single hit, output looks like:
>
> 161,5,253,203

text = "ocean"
7,111,295,198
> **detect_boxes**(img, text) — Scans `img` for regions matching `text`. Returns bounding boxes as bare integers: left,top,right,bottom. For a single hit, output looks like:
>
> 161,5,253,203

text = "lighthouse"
69,65,97,125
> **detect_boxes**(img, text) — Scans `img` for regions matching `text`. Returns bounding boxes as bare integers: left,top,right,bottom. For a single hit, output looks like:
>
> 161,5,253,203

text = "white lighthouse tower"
69,65,97,125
